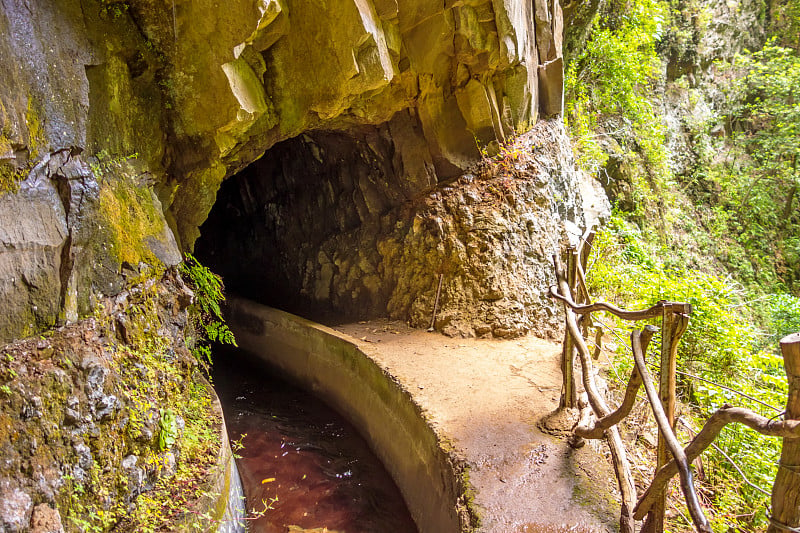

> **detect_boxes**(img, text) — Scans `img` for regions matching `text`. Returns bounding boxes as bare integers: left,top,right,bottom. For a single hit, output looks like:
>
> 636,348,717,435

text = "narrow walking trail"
332,320,618,532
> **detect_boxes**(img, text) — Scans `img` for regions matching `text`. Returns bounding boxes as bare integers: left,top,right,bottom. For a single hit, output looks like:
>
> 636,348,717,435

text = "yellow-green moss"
0,125,24,196
0,162,25,195
0,97,45,196
0,133,10,154
99,178,165,267
25,96,45,159
458,466,481,530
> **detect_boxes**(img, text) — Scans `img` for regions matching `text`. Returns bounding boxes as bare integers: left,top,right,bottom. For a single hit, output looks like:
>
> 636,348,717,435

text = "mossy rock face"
0,271,229,533
1,0,572,344
1,0,569,251
0,150,180,345
98,176,180,268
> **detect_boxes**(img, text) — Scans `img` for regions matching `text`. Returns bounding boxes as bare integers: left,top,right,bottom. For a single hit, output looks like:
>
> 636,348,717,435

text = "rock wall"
1,0,569,344
0,151,181,343
659,0,767,179
0,0,609,530
199,119,607,338
0,271,245,532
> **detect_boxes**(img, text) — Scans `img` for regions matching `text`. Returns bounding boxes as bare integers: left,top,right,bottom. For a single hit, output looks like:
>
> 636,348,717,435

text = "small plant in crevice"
179,253,237,369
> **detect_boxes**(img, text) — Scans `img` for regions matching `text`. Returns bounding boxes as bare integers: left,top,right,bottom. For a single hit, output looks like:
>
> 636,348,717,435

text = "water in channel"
212,347,419,533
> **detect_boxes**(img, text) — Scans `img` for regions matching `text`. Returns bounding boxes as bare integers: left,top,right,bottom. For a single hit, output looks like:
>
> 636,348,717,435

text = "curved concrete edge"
208,416,247,533
179,379,247,532
225,297,478,533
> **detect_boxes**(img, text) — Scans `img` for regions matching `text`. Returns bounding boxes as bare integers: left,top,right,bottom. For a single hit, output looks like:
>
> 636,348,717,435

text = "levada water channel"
212,345,419,533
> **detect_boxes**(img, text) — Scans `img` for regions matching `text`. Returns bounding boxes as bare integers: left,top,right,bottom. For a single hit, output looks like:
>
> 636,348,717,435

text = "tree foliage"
698,41,800,290
566,0,800,529
565,0,668,182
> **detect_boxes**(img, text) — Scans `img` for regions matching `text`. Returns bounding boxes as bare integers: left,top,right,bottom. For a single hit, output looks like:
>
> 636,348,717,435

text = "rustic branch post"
578,229,594,275
645,303,691,533
560,246,579,409
768,332,800,533
553,254,637,533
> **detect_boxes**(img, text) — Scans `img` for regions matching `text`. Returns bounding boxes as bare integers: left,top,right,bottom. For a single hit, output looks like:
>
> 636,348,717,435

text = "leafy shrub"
761,293,800,345
568,0,800,529
586,213,788,530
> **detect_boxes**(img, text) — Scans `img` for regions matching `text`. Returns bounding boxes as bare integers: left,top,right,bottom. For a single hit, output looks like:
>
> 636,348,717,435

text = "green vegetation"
180,253,237,368
696,41,800,290
567,0,800,530
565,0,668,218
125,376,223,532
0,96,47,196
586,214,793,529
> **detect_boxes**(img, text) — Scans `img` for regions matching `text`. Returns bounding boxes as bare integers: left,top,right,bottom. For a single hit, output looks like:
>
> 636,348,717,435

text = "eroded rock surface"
0,151,181,342
199,120,607,338
0,271,225,532
0,0,611,529
1,0,565,245
0,0,574,344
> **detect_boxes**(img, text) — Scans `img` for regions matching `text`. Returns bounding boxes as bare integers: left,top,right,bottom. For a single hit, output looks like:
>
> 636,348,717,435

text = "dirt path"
331,320,619,533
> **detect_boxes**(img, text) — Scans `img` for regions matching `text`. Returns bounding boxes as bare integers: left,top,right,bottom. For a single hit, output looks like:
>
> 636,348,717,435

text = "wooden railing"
550,237,800,533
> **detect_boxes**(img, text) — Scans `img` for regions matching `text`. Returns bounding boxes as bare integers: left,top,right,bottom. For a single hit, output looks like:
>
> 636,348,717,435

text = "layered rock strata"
1,0,568,343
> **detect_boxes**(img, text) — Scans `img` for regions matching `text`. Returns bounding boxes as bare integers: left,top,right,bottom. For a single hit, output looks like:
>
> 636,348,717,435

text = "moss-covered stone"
0,271,237,533
24,97,44,160
99,178,167,267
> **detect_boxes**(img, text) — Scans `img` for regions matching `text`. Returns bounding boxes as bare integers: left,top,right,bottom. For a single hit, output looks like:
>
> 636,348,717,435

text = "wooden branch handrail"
632,329,711,532
554,254,637,533
555,257,615,417
574,325,657,440
769,333,800,533
549,280,691,321
635,406,800,519
553,239,799,533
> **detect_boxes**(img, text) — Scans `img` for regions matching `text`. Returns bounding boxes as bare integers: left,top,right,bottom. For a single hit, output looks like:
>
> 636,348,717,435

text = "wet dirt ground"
331,320,620,533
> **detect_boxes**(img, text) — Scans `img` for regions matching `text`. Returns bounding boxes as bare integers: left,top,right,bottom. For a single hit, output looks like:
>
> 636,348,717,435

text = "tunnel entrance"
194,116,441,323
196,118,592,339
197,118,451,532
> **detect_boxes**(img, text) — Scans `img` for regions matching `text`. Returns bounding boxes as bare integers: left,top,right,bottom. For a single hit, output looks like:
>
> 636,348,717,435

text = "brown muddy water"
212,347,419,533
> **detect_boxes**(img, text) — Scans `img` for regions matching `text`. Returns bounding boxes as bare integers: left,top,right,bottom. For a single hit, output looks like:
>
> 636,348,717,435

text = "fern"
179,253,237,367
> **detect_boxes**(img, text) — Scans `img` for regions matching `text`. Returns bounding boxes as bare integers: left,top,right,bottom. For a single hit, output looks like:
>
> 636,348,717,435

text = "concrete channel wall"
179,382,247,532
208,406,247,533
225,297,471,533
